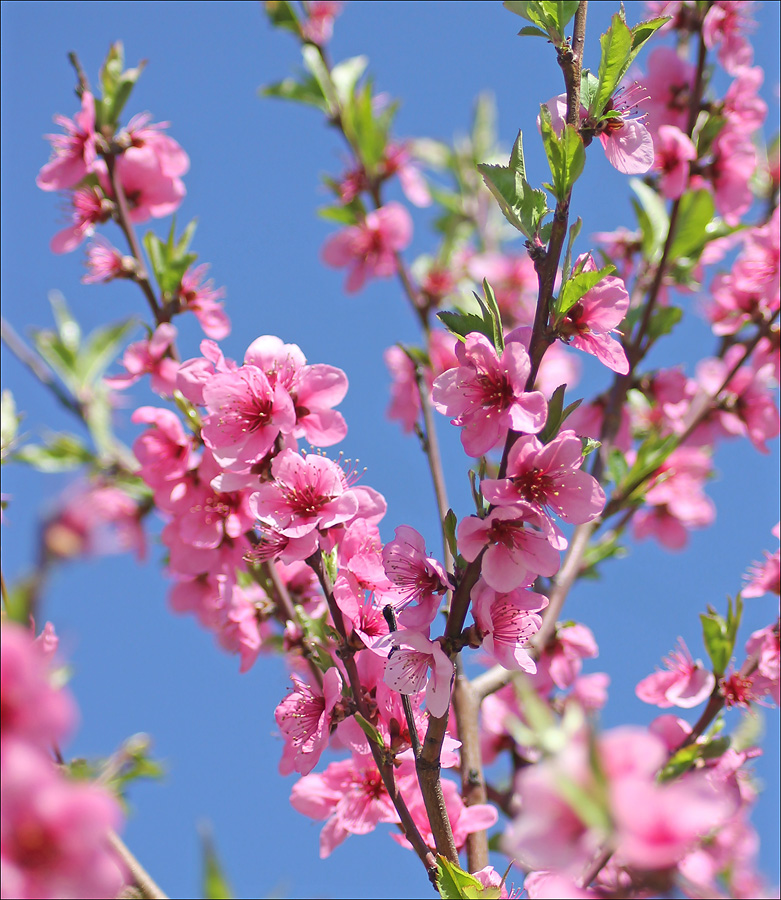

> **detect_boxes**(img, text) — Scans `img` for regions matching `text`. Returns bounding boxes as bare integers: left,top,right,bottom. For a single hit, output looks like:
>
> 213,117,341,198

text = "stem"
305,553,440,883
1,316,86,420
103,156,163,324
108,831,169,900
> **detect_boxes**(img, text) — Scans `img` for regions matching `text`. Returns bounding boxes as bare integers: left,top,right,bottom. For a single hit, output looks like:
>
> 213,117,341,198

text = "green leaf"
437,310,492,345
562,216,582,282
353,713,386,751
554,263,616,319
79,319,138,386
700,610,731,677
436,856,487,899
481,279,505,354
669,189,716,262
581,436,601,457
580,70,599,113
443,509,459,562
50,291,81,354
591,13,633,117
263,0,301,35
539,383,567,444
318,204,360,225
201,827,234,900
517,25,549,37
646,305,682,341
478,161,548,239
509,130,526,181
628,16,670,62
14,433,93,472
630,178,669,260
2,576,37,624
260,75,328,111
538,105,585,202
330,56,369,106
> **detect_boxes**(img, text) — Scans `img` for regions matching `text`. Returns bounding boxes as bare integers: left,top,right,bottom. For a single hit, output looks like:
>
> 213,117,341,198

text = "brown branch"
108,830,168,900
305,552,440,884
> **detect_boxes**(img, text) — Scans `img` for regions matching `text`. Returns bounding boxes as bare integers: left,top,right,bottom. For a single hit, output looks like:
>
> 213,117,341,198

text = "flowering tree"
1,1,779,898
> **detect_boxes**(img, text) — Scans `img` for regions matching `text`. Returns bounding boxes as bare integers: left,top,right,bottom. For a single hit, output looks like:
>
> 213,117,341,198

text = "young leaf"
629,178,669,260
700,609,731,677
201,828,234,900
437,310,492,344
669,189,716,262
554,263,616,319
481,279,505,354
436,856,491,900
539,105,585,201
591,13,633,118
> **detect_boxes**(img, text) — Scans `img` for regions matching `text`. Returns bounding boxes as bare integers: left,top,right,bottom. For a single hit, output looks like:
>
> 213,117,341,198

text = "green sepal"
538,104,586,202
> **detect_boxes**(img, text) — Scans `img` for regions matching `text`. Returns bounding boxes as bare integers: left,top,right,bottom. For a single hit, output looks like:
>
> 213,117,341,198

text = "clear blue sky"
2,2,779,898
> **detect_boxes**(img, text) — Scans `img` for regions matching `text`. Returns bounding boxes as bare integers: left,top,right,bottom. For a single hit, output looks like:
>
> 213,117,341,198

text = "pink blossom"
289,753,399,857
481,430,605,525
458,507,560,593
276,668,344,775
632,447,716,549
524,872,598,899
470,581,547,672
392,764,498,853
1,739,126,900
1,623,75,752
243,335,349,447
703,1,756,74
744,623,780,705
693,347,779,453
381,524,450,610
432,333,547,457
743,525,780,598
723,66,768,132
555,255,630,374
546,90,654,175
636,46,695,135
177,264,230,339
300,0,343,45
384,329,458,433
36,91,97,191
636,638,715,708
333,573,391,652
131,406,193,489
653,125,696,199
82,236,129,284
50,185,111,254
106,323,180,395
321,202,412,293
532,622,599,693
710,130,757,226
383,629,454,718
382,142,431,207
250,449,360,542
200,364,295,469
43,482,146,561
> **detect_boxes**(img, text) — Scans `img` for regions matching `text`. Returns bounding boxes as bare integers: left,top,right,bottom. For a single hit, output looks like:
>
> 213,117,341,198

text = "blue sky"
1,2,779,898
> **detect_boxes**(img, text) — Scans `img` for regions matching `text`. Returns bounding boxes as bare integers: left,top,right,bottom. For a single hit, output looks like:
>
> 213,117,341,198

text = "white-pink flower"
276,668,344,775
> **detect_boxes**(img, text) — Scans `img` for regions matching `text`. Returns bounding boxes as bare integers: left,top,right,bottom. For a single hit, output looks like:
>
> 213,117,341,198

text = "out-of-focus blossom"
653,125,696,198
177,264,230,340
105,322,179,395
36,92,97,191
636,638,716,708
321,203,412,293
